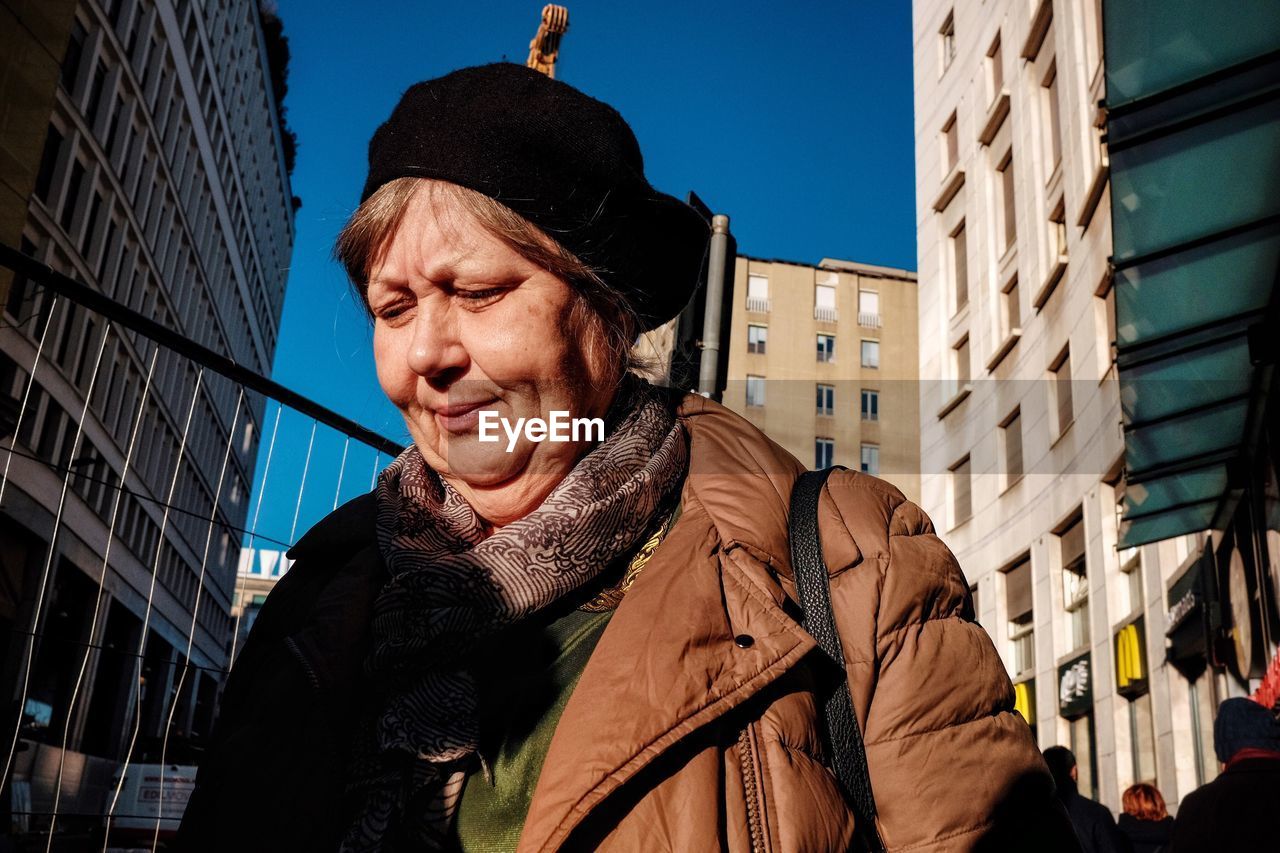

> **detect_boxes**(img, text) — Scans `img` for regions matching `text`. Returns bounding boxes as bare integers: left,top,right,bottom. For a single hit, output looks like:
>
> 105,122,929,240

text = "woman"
1118,784,1173,853
179,64,1074,852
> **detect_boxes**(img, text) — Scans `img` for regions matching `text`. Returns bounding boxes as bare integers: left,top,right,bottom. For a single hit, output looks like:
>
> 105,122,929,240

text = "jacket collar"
518,393,855,852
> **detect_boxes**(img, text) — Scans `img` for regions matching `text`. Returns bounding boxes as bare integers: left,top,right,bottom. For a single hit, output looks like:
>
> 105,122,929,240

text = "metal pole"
698,214,731,399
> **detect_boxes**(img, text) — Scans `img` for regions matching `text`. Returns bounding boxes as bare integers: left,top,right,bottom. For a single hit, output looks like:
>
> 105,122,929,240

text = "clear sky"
244,0,917,549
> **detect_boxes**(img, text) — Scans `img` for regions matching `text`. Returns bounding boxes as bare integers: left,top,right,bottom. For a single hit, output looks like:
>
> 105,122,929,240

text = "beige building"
912,0,1230,813
720,255,920,504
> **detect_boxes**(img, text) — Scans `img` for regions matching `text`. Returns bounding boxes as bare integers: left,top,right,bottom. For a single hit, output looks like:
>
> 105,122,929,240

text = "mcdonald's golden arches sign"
1114,616,1148,698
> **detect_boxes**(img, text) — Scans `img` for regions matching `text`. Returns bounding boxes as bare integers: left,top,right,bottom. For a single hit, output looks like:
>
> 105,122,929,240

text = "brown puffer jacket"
179,393,1076,852
518,394,1075,851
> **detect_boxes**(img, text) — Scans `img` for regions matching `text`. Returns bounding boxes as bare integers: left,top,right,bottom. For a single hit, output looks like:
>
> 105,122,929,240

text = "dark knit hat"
360,63,710,331
1214,697,1280,763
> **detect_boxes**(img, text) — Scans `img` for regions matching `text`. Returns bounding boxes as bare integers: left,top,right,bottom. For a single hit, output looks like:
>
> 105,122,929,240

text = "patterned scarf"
342,380,688,851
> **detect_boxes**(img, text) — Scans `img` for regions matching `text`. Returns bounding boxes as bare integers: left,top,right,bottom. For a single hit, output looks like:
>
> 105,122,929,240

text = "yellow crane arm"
526,4,569,79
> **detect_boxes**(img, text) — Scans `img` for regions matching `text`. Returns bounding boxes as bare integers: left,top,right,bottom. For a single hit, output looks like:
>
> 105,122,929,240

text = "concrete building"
0,0,294,824
721,255,921,504
911,0,1236,813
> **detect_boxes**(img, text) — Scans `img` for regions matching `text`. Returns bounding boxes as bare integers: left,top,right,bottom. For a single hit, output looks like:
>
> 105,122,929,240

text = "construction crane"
526,4,569,79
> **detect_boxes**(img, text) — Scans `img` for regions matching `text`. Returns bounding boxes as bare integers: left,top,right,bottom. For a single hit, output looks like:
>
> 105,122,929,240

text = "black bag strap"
788,466,885,853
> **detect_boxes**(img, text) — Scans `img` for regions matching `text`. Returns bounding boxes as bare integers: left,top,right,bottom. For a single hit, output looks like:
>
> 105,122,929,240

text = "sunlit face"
366,183,618,527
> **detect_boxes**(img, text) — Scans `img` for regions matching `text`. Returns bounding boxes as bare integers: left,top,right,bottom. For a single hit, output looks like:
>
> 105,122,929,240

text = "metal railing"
0,244,401,850
858,311,883,329
814,305,838,323
745,296,771,314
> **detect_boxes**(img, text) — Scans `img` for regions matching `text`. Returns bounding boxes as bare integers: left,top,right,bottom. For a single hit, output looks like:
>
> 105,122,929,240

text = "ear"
1070,765,1079,782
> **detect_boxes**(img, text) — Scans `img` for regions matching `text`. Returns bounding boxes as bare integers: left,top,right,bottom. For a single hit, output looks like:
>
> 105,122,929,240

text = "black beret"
361,63,710,331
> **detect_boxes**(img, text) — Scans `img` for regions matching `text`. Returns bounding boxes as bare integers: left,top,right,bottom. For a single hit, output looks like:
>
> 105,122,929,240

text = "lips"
431,398,497,433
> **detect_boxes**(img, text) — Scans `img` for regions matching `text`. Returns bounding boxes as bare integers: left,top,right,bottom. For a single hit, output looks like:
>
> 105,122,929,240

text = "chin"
434,440,529,487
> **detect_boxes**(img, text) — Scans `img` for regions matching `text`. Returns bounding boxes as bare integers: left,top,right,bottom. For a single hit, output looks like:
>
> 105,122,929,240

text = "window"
816,383,834,417
950,455,972,525
817,334,836,363
999,150,1016,253
860,443,879,475
61,20,87,92
1003,275,1022,334
1086,0,1106,74
747,274,770,312
1051,200,1068,259
860,389,879,422
1069,714,1098,799
954,335,970,384
1052,346,1073,435
1004,556,1034,675
1128,691,1157,784
1097,276,1117,377
860,339,879,369
939,11,956,74
987,33,1004,102
815,284,837,322
1120,547,1142,615
1002,408,1023,483
34,125,64,204
943,113,959,174
1043,64,1063,170
858,289,879,323
951,222,969,312
1060,513,1089,649
746,374,765,407
815,438,834,470
747,324,767,355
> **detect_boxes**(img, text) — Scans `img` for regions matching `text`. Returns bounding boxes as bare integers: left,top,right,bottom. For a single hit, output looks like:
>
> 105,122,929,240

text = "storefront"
1058,651,1097,799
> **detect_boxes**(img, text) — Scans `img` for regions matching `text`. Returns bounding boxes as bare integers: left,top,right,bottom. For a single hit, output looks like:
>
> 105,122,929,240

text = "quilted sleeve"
825,482,1078,852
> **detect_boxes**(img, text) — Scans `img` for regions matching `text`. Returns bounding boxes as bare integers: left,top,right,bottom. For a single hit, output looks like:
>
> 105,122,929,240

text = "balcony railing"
814,305,838,323
0,244,400,849
746,296,771,313
858,312,883,329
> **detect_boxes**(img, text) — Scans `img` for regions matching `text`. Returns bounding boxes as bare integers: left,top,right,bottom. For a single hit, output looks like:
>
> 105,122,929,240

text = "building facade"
911,0,1243,813
721,255,921,504
0,0,293,824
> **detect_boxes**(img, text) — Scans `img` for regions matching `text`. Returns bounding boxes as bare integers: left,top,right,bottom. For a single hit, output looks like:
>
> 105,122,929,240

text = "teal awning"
1106,1,1280,547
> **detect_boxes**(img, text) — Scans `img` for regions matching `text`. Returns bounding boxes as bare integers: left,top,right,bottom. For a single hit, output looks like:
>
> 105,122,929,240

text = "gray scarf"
343,380,688,851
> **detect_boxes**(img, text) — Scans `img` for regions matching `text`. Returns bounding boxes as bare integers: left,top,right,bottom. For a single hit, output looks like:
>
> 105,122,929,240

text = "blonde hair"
334,178,654,382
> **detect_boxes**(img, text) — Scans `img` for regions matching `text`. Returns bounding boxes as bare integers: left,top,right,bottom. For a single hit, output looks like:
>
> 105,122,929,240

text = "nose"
406,303,469,386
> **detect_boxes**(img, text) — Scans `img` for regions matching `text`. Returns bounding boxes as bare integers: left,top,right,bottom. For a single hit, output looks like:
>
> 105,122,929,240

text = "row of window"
813,438,880,475
86,0,290,362
744,274,884,327
744,381,881,420
934,0,1111,394
745,327,882,368
945,344,1076,525
49,18,273,369
0,348,238,640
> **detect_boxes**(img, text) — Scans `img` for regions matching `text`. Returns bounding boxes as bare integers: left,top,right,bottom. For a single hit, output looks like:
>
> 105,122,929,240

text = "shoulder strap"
789,466,884,853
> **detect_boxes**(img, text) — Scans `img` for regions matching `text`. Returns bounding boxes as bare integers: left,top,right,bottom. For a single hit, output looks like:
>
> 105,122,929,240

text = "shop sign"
1115,616,1148,698
1058,651,1092,718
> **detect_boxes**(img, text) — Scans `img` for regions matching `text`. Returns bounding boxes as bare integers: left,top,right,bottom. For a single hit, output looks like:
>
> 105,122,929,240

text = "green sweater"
452,605,613,852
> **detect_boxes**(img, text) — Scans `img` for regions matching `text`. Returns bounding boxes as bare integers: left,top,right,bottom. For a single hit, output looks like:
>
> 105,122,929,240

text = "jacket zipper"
284,636,322,690
738,723,767,853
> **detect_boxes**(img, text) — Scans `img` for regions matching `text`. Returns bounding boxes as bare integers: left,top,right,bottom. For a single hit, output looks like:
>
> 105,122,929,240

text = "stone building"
721,255,921,504
911,0,1242,812
0,0,294,823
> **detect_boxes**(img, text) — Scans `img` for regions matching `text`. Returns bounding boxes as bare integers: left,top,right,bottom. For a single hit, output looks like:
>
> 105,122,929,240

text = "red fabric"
1252,647,1280,712
1225,747,1280,769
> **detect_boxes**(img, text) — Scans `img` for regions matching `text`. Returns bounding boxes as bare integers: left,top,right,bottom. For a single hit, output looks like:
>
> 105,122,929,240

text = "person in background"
1043,746,1128,853
1117,783,1172,853
1170,696,1280,852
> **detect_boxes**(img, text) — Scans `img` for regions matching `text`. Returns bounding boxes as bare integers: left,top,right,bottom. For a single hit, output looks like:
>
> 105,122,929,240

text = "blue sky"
244,0,917,548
